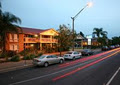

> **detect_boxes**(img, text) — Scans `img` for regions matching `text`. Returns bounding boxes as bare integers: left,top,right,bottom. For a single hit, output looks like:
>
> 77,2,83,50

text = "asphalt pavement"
0,48,120,85
0,49,100,73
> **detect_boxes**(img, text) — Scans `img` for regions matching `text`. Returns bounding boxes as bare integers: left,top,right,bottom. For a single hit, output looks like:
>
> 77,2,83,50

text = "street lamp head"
87,2,93,7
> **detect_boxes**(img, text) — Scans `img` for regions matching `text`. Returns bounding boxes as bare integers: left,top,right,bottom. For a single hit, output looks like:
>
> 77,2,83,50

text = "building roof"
21,27,49,34
76,34,85,39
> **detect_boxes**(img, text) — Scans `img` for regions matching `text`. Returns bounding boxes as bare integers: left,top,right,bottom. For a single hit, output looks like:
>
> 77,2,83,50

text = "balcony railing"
24,37,40,43
24,37,58,43
41,38,58,43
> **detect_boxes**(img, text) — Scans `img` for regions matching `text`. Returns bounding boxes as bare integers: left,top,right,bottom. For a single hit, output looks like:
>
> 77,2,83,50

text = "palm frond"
2,12,21,24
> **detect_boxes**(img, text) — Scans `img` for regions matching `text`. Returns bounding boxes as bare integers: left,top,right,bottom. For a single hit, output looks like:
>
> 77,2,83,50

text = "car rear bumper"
33,62,44,66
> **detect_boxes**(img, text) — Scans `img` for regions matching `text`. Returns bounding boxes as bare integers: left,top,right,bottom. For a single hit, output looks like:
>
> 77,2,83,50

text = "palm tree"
93,28,108,38
101,31,108,38
93,28,108,46
0,2,22,53
93,28,103,38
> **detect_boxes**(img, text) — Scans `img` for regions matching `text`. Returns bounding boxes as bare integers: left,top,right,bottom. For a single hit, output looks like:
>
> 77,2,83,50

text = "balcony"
40,38,58,43
52,39,58,43
24,37,58,43
24,37,40,43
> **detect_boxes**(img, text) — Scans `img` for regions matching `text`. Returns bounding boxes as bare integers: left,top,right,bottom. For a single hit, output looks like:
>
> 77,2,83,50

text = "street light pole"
71,2,93,51
71,17,75,51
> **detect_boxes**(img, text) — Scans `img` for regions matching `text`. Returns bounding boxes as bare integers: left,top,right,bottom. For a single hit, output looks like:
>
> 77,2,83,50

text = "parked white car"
33,55,64,67
63,51,82,60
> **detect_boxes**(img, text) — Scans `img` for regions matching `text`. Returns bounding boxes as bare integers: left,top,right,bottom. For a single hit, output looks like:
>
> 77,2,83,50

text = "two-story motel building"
5,27,58,52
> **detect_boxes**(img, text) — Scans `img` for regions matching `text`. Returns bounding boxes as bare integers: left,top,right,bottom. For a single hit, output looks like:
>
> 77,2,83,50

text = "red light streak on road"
59,48,120,68
53,50,120,81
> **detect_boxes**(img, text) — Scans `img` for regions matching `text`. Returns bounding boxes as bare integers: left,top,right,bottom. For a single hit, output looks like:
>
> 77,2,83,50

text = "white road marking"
106,67,120,85
9,51,118,85
9,59,96,85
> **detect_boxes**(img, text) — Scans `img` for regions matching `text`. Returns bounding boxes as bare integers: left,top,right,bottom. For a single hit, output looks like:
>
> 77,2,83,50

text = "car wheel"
59,59,63,64
73,57,75,60
44,62,49,67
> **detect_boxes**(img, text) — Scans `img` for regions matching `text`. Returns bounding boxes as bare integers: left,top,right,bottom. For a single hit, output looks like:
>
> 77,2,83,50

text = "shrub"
23,54,35,60
0,53,7,58
23,56,30,60
11,55,20,62
29,54,36,59
7,51,17,57
0,53,9,61
37,52,43,57
19,49,30,56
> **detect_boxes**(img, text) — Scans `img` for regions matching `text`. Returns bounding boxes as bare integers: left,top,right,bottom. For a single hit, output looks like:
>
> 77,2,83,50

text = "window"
39,55,46,59
52,55,57,58
9,44,18,51
14,45,18,50
14,34,18,42
9,34,13,42
14,34,18,39
74,52,79,54
9,34,18,42
10,45,14,50
46,56,52,58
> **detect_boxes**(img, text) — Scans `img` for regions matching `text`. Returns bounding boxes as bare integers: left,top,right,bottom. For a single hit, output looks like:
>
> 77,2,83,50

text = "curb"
0,64,33,73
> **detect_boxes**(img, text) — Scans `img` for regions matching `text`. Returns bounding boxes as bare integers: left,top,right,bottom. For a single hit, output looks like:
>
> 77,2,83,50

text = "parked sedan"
115,44,120,48
33,55,64,67
101,46,109,51
63,51,82,60
109,45,115,49
81,49,94,56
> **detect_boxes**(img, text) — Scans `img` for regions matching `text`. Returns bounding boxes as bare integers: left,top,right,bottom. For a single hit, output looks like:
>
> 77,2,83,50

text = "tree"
79,31,84,37
92,28,108,46
55,25,73,56
97,37,107,46
0,2,22,53
93,28,102,38
112,36,120,45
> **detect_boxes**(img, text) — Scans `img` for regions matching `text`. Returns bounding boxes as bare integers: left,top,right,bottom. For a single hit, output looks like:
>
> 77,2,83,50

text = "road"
0,48,120,85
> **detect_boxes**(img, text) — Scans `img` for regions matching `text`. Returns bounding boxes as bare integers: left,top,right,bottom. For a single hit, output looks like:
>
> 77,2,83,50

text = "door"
46,55,54,64
51,55,60,63
74,52,80,58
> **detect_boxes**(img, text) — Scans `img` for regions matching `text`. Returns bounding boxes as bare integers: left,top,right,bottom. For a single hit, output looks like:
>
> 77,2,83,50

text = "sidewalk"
0,51,68,73
0,49,101,73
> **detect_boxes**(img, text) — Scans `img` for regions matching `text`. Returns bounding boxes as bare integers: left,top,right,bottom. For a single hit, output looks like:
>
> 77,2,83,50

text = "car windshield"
39,55,46,59
64,55,69,57
66,52,73,54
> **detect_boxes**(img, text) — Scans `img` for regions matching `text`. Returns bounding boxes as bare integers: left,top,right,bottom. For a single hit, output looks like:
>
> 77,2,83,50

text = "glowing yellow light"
34,34,38,37
30,44,34,47
87,2,93,7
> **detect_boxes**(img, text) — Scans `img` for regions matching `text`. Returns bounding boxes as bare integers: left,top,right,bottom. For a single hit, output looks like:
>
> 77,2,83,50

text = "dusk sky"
2,0,120,38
